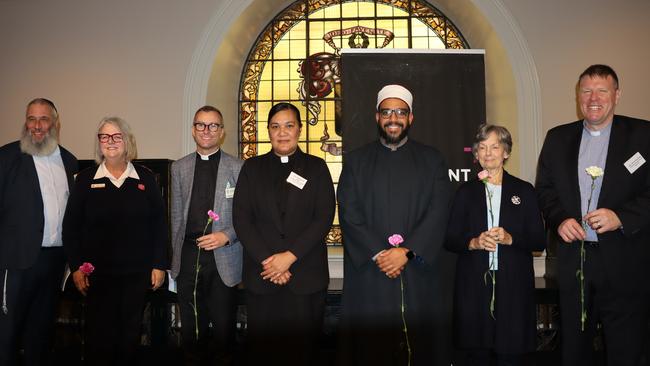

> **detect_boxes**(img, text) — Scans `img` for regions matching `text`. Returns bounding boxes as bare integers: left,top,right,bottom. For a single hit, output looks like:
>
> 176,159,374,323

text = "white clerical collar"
380,136,409,151
274,149,298,163
94,161,139,188
197,148,220,161
583,120,613,137
586,127,601,137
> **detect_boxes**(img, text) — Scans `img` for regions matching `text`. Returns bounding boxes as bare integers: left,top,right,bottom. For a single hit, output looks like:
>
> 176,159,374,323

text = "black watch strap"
406,250,415,261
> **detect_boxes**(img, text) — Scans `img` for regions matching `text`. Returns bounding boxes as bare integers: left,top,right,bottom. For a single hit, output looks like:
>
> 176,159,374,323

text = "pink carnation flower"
388,234,404,247
478,170,490,181
207,210,220,222
79,262,95,275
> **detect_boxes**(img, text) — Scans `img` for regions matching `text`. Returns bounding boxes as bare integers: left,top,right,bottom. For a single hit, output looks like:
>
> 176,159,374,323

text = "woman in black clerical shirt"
63,117,167,366
233,103,336,366
445,124,545,366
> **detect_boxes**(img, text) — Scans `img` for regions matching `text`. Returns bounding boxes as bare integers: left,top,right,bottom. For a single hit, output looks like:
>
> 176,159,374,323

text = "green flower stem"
483,183,496,319
399,274,412,366
579,240,586,331
578,177,597,332
192,218,213,340
191,249,201,339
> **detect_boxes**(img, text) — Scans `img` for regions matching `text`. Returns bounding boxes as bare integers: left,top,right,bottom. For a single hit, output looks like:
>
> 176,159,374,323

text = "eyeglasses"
379,108,410,119
193,122,223,132
97,133,123,143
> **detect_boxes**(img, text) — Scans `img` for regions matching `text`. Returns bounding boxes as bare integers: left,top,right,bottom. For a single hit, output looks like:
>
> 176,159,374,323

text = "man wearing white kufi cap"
337,84,453,365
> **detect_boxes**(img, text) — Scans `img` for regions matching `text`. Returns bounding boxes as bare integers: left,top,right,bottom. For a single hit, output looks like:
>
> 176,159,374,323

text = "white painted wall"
500,0,650,134
1,0,649,169
0,0,220,159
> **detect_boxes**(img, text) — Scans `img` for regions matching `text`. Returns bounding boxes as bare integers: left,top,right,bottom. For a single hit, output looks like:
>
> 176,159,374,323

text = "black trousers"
176,242,237,366
559,244,650,366
0,247,65,366
245,287,326,366
84,271,150,366
465,348,524,366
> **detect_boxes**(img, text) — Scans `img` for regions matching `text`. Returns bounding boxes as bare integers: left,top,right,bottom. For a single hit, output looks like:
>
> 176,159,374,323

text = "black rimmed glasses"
193,122,223,132
379,108,409,119
97,133,123,143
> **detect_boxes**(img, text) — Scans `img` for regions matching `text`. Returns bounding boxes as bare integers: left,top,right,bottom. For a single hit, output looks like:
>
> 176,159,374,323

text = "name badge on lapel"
624,152,646,174
287,171,307,190
225,181,235,198
91,183,105,189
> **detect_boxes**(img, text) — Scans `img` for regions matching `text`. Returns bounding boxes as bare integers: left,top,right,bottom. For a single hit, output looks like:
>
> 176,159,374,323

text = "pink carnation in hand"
388,234,404,247
207,210,220,222
79,262,95,275
478,170,490,181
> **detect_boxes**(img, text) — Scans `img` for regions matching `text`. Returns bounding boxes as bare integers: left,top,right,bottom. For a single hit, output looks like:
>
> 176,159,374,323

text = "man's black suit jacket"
0,141,78,269
233,149,335,295
536,115,650,292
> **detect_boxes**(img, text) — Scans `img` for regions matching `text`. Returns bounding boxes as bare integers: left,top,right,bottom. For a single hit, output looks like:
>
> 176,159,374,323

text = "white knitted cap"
376,84,413,111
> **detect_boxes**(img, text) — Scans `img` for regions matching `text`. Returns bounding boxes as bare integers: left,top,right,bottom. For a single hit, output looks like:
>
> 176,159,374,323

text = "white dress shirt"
32,146,69,247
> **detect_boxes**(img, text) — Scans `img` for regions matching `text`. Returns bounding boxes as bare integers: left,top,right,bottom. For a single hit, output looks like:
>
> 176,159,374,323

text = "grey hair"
471,123,513,158
94,116,138,164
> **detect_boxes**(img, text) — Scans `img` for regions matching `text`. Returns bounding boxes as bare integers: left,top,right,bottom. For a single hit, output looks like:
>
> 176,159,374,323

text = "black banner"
340,49,486,187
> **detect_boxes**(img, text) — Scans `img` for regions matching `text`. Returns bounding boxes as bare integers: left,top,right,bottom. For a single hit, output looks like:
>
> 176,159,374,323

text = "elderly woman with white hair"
63,117,167,366
445,124,545,366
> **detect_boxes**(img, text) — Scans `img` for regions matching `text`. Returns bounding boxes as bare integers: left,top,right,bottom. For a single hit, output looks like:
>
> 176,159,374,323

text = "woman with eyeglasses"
63,117,167,366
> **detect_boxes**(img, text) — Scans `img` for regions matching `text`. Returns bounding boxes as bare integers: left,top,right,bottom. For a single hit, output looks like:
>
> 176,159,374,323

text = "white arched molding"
183,0,542,180
181,0,254,155
470,0,542,182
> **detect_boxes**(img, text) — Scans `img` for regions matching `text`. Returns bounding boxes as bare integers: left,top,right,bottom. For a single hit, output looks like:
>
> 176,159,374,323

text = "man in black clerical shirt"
337,85,453,366
170,105,243,365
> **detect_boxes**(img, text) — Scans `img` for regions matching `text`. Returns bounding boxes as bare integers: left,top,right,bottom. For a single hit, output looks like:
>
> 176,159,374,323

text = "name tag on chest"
225,182,235,198
624,152,646,174
286,172,307,190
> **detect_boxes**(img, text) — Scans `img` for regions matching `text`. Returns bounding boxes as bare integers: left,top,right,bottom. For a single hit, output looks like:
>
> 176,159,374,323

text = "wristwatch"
405,250,415,261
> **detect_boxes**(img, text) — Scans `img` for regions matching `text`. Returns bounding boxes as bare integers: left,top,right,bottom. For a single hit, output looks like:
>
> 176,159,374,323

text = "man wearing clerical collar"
0,98,78,365
536,64,650,365
170,105,243,365
337,84,454,365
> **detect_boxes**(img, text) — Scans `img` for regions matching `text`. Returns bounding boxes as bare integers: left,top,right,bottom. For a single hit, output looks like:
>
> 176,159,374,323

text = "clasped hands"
469,227,513,251
261,251,297,286
376,247,409,279
557,208,622,243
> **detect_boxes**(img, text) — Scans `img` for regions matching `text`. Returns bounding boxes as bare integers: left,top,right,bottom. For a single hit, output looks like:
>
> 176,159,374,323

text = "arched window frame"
238,0,469,244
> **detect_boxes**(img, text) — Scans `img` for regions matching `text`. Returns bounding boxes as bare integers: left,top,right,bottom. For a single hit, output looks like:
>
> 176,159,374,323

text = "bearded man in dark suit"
0,98,78,365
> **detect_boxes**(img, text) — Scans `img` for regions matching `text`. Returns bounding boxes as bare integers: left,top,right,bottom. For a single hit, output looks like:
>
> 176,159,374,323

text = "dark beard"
377,122,410,145
19,127,59,156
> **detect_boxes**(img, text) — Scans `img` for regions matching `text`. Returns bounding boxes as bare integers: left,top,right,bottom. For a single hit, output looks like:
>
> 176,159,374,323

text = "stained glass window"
239,0,468,244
